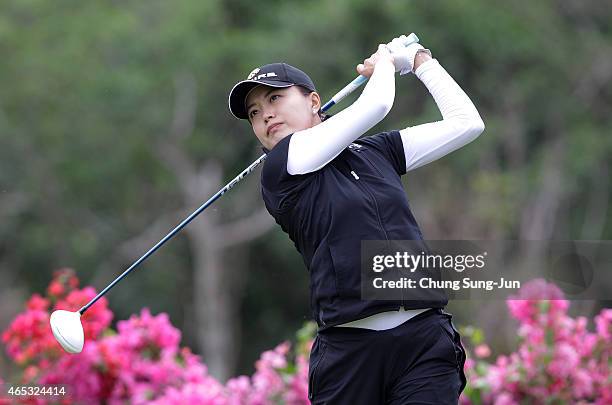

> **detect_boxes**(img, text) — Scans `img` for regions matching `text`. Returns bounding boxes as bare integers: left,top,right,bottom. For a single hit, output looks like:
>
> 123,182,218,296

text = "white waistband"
334,307,433,331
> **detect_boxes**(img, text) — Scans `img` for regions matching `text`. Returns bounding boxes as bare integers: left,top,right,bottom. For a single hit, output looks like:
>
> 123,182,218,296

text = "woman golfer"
228,35,484,404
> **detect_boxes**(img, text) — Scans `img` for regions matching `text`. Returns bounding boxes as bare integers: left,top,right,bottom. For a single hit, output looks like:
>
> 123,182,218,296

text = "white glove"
386,35,427,75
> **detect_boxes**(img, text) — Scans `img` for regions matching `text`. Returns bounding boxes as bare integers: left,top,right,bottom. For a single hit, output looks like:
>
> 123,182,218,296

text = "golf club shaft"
79,33,420,315
79,155,266,314
321,33,419,111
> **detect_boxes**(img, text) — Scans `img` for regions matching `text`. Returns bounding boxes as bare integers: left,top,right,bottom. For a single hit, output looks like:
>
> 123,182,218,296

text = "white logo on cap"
247,68,279,81
247,68,260,80
256,72,277,80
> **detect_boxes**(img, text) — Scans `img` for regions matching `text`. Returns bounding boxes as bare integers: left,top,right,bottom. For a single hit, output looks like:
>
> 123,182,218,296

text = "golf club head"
50,310,84,354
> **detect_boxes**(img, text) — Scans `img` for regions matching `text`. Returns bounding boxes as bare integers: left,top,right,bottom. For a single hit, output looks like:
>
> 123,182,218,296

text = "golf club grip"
321,32,419,111
79,33,420,314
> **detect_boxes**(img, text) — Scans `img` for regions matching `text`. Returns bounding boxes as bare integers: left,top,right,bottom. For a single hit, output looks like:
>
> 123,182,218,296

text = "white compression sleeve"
287,61,395,175
400,59,485,172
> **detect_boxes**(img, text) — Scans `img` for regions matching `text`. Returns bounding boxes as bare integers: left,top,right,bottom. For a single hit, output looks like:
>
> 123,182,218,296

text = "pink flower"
507,279,568,325
251,342,290,398
572,368,594,398
150,381,227,405
47,280,65,298
259,341,290,369
114,308,181,358
6,270,610,405
284,354,309,405
547,342,579,379
47,268,80,300
493,392,519,405
475,344,491,358
2,307,60,365
464,357,475,372
594,308,611,341
226,376,252,404
486,364,508,392
506,299,534,324
577,333,598,358
40,340,106,404
513,279,566,301
26,294,50,311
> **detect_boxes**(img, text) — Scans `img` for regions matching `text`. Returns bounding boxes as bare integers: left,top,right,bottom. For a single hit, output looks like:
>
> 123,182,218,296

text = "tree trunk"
189,213,237,381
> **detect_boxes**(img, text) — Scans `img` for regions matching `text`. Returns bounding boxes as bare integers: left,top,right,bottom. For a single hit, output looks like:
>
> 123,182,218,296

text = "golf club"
50,33,420,354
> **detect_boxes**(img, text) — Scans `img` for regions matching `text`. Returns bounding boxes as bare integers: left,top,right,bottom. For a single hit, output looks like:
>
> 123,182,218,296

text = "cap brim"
228,80,294,120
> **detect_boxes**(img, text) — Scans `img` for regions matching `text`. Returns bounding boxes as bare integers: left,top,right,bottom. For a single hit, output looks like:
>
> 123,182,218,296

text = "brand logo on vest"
348,143,363,150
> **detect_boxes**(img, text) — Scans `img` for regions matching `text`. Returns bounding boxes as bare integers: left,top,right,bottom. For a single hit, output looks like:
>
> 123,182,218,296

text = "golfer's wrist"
413,49,432,72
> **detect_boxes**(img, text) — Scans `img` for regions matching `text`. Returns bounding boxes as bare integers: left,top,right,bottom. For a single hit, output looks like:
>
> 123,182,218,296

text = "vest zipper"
348,164,406,308
348,168,389,241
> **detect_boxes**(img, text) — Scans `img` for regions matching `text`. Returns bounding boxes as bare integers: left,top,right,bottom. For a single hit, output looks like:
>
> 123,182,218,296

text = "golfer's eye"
249,109,259,119
270,94,280,102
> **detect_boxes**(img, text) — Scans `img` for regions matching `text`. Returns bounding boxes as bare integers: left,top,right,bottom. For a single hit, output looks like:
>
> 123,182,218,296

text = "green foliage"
461,325,485,346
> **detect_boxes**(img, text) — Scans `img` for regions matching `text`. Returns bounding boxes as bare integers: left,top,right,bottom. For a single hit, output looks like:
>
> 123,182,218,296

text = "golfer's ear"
310,92,321,111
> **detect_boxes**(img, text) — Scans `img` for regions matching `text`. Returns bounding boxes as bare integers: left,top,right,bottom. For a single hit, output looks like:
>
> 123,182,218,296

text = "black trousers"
308,308,467,404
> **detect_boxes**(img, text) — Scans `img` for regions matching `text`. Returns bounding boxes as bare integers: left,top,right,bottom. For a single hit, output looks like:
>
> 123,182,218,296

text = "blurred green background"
1,0,610,382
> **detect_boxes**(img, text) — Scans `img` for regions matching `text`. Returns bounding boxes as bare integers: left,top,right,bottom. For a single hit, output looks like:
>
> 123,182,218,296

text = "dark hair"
297,86,330,122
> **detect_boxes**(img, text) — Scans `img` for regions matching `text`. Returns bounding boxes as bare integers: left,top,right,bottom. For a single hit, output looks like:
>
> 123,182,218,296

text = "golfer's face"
246,85,315,150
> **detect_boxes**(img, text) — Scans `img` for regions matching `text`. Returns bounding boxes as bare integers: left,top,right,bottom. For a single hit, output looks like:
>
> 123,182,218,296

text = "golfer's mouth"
267,123,283,136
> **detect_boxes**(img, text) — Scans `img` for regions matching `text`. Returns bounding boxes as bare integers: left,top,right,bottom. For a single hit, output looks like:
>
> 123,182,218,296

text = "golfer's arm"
400,59,485,172
287,61,395,175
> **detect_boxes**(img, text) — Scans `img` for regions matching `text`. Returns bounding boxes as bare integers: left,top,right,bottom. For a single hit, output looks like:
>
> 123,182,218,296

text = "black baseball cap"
228,63,316,120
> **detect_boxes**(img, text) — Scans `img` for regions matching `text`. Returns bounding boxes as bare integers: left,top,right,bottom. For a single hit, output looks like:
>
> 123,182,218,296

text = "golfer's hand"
356,44,395,78
386,34,431,75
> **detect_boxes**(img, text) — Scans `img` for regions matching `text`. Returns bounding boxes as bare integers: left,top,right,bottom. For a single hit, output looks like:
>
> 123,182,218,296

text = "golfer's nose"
263,107,275,123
